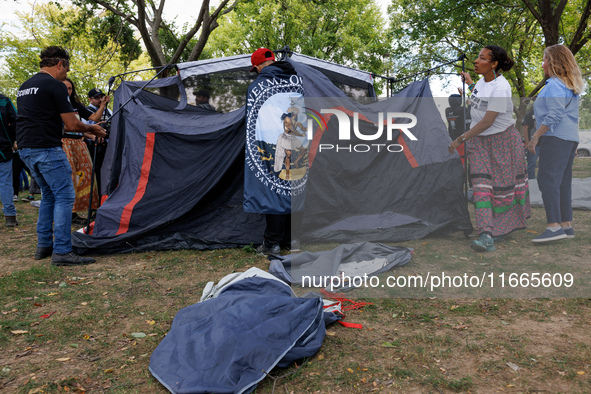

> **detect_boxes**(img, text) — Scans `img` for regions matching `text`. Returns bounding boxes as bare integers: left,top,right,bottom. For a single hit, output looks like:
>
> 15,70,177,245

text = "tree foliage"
388,0,591,106
72,0,238,67
0,3,150,102
206,0,388,81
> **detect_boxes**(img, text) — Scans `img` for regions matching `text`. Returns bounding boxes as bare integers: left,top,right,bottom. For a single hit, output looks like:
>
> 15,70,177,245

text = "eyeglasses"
55,58,70,69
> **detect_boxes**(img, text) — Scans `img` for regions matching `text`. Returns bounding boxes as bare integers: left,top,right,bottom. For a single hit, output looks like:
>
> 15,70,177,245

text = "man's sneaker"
30,200,41,208
563,227,575,239
13,195,18,202
51,252,96,266
34,246,53,260
532,228,568,243
256,243,280,255
5,216,18,227
21,195,34,202
470,233,495,252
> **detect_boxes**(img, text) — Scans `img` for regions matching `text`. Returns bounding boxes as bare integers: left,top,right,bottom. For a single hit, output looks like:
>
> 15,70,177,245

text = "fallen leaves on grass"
11,330,28,335
131,332,147,338
56,357,71,362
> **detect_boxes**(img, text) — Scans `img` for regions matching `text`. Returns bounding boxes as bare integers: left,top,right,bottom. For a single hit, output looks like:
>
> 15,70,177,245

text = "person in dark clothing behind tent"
193,89,216,111
0,92,18,227
16,46,106,266
445,94,471,168
245,47,304,255
521,108,538,180
85,87,111,195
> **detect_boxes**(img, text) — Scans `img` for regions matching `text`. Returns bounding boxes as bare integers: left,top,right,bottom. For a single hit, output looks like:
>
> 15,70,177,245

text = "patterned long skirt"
467,125,530,237
62,138,99,213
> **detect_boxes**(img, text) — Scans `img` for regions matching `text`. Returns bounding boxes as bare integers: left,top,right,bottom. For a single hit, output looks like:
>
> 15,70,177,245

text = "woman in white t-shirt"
449,45,530,252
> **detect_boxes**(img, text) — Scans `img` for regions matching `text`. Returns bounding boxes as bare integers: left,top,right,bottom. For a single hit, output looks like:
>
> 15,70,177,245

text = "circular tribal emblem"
245,76,308,198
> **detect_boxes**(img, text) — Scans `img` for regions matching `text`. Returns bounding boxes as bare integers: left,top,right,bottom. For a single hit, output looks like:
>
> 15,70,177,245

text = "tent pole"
85,75,118,234
461,54,472,238
85,141,99,234
107,64,177,122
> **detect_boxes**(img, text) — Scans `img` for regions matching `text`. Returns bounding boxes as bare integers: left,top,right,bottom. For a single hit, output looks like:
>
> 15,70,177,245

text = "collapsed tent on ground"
72,52,471,254
150,271,326,394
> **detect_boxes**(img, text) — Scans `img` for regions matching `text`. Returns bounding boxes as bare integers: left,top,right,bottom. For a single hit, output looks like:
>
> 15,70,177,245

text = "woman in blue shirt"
528,45,585,242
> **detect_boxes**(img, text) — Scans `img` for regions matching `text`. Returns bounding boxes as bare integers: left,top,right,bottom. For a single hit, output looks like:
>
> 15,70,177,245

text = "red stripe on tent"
116,133,156,235
308,107,419,168
396,133,418,168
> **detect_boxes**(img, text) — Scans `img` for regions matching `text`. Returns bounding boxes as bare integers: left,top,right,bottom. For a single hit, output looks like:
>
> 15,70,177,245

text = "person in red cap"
245,47,303,254
250,47,276,73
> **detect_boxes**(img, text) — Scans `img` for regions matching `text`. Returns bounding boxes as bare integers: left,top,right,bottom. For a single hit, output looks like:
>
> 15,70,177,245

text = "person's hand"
448,139,461,154
459,71,473,86
91,124,107,138
527,137,538,154
100,95,111,106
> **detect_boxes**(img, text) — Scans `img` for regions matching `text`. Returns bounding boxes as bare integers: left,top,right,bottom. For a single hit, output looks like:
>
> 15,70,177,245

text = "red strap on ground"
116,132,155,235
338,321,363,329
320,289,373,312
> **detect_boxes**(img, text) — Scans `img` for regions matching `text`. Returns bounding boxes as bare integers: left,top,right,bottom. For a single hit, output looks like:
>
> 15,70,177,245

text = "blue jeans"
537,136,578,224
19,147,75,254
0,159,16,216
526,147,539,180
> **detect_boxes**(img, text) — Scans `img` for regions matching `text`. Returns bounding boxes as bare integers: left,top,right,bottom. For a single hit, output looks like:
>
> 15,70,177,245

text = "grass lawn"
0,159,590,393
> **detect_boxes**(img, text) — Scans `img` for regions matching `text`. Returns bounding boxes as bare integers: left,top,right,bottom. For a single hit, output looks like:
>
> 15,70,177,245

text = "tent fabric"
149,277,325,394
177,53,375,94
72,76,265,254
299,80,473,243
528,177,591,210
200,267,291,302
269,242,413,291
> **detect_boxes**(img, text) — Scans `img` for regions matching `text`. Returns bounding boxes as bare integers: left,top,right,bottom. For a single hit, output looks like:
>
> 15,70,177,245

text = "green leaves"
205,0,389,92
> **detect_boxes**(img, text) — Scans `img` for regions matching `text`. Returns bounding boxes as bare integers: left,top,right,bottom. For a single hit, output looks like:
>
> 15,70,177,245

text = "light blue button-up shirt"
533,76,579,142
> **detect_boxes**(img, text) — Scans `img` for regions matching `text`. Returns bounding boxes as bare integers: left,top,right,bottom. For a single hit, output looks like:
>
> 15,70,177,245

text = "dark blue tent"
71,53,471,254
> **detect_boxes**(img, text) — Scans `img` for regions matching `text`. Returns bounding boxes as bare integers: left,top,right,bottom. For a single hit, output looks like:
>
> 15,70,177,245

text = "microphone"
108,76,115,89
457,53,467,61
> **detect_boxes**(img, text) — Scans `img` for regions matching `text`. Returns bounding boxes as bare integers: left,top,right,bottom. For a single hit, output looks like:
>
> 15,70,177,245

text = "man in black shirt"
16,46,106,266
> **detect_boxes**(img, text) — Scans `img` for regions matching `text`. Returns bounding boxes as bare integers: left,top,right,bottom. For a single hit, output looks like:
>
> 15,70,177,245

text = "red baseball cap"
250,48,275,72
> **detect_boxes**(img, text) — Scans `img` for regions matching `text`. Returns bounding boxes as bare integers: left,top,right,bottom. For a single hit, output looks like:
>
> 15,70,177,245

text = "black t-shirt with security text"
16,72,75,149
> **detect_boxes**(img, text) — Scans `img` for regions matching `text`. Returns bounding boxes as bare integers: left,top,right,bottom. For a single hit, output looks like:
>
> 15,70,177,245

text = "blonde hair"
543,44,586,95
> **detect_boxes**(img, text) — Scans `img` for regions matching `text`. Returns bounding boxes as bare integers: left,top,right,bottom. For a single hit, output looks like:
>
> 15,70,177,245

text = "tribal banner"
244,70,307,214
